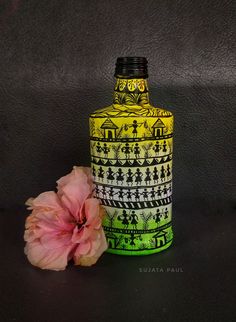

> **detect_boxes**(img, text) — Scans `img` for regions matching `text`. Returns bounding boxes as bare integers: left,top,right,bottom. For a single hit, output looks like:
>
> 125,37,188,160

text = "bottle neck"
113,77,150,106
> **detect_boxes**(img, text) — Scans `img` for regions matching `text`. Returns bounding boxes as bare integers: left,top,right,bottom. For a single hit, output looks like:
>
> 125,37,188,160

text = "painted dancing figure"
153,208,162,224
166,164,171,179
163,207,168,219
144,167,152,185
98,166,105,182
142,188,149,201
153,141,161,156
95,185,100,198
92,166,96,179
157,186,162,198
134,189,140,202
118,210,130,229
108,187,115,199
162,140,167,153
126,188,132,201
129,233,136,246
116,168,124,185
102,143,110,157
134,168,143,185
130,211,138,229
118,188,125,201
168,183,172,194
150,187,156,200
126,169,133,186
96,142,102,156
153,167,159,183
163,185,168,196
160,165,166,182
101,186,107,199
107,167,115,183
121,143,132,159
133,143,141,159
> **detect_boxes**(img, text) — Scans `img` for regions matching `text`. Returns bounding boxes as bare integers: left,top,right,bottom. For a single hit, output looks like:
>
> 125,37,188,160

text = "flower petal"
74,240,91,256
40,232,72,250
57,168,94,220
24,240,74,271
71,226,92,244
83,198,101,224
57,166,93,193
74,228,108,266
28,191,63,211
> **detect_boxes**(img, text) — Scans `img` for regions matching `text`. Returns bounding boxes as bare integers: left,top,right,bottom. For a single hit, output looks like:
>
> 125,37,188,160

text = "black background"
0,1,235,321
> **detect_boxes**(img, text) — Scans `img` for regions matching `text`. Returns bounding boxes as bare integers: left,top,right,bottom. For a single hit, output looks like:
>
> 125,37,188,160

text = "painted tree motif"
140,211,153,230
142,142,154,158
116,124,126,138
112,143,122,159
106,210,117,228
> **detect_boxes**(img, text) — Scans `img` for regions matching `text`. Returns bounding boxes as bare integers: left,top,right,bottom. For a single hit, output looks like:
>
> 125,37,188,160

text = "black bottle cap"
114,57,148,78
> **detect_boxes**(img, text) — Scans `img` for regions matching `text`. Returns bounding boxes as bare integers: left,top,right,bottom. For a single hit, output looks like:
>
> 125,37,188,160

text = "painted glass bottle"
89,57,174,255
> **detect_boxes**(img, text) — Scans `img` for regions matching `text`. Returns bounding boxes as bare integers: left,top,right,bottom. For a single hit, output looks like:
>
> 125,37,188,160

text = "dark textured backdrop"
0,1,236,322
0,0,235,212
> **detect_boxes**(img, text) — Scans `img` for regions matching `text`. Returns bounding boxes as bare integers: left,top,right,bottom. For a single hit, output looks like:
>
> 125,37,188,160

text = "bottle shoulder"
90,103,173,118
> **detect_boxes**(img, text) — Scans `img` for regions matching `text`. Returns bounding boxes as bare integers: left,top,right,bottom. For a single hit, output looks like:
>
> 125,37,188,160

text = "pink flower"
24,166,108,271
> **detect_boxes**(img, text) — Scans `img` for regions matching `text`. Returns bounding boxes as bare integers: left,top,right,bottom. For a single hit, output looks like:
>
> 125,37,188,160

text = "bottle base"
105,238,173,256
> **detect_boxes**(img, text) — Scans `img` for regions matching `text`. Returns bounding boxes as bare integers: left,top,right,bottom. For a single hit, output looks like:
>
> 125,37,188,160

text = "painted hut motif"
152,230,168,248
152,118,165,137
101,118,118,139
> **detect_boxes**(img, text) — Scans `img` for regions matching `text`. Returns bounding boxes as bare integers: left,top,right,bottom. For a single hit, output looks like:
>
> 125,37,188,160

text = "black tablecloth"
0,208,235,322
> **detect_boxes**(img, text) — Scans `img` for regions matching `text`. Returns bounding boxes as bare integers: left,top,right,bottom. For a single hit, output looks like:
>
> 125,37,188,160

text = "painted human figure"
163,207,168,219
142,188,149,201
153,167,159,183
107,167,115,183
118,210,130,229
134,168,143,185
129,233,136,246
157,186,162,198
116,168,124,185
121,143,132,159
118,188,125,201
95,185,100,197
160,165,166,182
126,189,132,201
130,211,138,229
101,186,107,199
96,142,102,156
134,189,140,202
163,185,168,196
132,120,138,138
166,164,171,179
92,166,96,179
153,208,162,224
144,168,152,185
126,169,134,186
102,143,110,157
150,187,156,200
125,120,142,138
153,141,161,156
108,187,115,199
133,143,141,159
162,140,167,153
98,166,104,182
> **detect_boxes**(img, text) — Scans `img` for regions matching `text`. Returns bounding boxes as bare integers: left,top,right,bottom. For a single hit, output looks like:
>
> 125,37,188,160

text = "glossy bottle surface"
89,61,174,255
